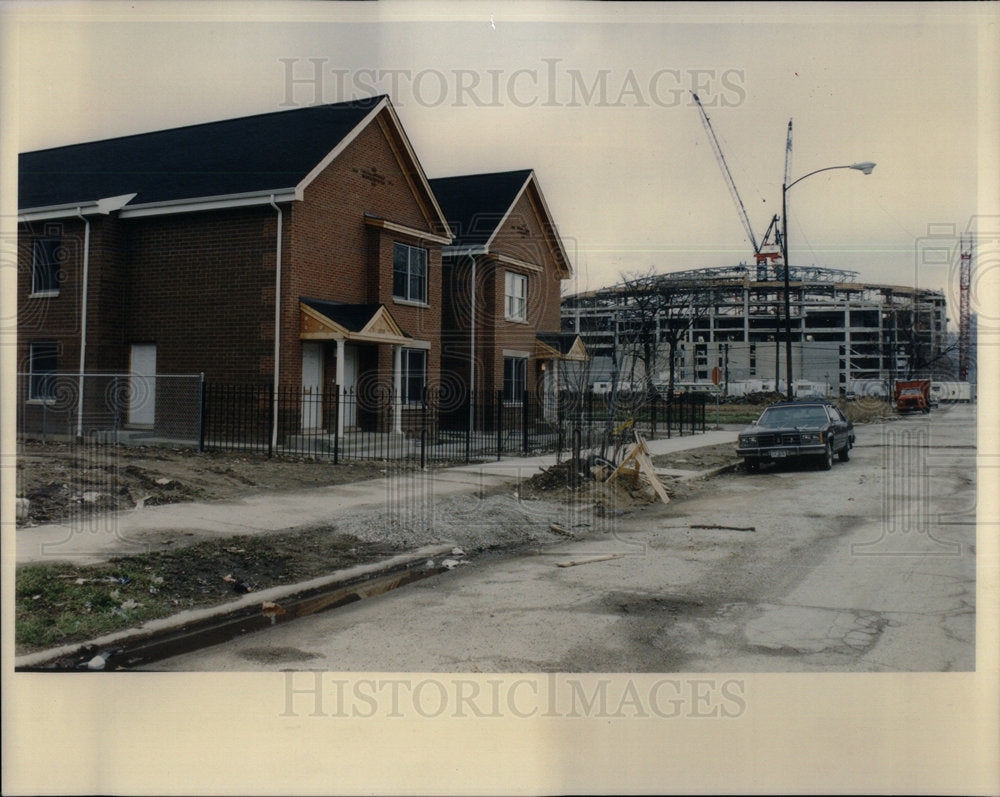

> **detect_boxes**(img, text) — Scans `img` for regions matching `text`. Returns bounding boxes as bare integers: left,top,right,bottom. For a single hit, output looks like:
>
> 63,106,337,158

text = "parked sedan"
737,400,855,471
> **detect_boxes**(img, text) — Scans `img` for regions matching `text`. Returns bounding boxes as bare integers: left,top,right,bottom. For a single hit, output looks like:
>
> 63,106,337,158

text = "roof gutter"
18,193,136,223
74,207,91,440
269,195,283,452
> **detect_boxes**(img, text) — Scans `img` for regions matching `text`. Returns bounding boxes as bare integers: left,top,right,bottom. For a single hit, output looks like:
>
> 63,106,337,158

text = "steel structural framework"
562,266,949,388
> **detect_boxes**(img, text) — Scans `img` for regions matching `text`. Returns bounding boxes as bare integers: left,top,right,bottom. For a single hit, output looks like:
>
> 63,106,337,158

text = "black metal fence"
17,374,707,464
202,384,707,464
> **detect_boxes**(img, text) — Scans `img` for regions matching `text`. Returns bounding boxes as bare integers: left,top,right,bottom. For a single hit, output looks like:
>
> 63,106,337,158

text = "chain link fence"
16,372,204,446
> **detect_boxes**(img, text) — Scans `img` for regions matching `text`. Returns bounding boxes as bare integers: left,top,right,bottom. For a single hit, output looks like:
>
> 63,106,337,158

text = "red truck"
895,379,930,413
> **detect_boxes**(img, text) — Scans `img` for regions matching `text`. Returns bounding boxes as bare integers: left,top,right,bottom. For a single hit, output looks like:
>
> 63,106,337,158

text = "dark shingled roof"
301,298,408,336
428,170,532,247
19,97,386,210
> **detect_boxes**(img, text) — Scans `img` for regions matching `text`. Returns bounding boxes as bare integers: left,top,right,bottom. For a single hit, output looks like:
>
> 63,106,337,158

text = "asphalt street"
147,404,977,672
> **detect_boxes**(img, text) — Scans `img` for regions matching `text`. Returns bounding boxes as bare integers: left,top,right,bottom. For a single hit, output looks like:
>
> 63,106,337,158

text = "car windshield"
756,405,828,428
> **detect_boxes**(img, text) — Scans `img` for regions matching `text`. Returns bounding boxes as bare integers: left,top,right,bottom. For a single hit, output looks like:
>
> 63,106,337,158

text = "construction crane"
691,91,759,256
958,236,972,381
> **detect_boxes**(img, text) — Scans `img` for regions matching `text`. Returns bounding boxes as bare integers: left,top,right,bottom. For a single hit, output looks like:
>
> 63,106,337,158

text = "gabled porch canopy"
535,333,589,362
300,298,413,345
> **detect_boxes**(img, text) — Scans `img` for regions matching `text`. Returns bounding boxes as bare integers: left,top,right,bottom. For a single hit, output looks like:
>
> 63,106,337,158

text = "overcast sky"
6,1,998,318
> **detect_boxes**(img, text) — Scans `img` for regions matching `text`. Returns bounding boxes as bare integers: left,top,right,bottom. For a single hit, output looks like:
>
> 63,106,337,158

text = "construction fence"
17,374,707,464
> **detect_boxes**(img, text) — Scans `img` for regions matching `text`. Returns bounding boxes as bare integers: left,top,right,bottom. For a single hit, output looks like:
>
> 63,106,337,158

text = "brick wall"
440,178,569,400
287,108,443,391
125,205,277,383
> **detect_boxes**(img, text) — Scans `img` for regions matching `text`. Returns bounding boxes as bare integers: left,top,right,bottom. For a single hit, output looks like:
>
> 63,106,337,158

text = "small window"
504,271,527,322
32,238,62,295
401,348,426,404
503,356,526,402
393,243,427,304
29,341,58,400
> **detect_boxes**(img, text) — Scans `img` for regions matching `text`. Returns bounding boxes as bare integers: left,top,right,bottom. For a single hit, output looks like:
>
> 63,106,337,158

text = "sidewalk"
16,429,738,566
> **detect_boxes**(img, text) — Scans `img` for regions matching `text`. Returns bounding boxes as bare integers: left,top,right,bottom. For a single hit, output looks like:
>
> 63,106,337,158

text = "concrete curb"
15,543,455,671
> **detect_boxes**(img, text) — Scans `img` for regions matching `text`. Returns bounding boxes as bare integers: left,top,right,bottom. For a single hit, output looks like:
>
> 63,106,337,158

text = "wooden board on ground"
555,554,625,568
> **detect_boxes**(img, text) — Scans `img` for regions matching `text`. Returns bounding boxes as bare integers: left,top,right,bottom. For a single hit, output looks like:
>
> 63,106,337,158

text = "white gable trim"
483,171,573,277
381,101,453,239
483,171,534,251
294,98,388,198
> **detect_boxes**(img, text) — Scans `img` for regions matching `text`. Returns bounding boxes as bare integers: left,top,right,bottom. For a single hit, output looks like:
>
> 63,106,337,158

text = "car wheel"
744,458,760,472
819,442,833,470
838,444,850,462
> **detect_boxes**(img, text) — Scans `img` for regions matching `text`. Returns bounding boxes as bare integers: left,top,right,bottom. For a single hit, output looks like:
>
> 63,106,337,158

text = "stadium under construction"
560,263,952,398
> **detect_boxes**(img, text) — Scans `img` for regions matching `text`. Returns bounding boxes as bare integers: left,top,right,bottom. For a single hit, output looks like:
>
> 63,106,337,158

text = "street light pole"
780,161,875,401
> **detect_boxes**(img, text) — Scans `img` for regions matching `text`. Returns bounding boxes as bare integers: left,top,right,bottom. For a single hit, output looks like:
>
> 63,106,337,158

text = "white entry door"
129,343,156,427
301,342,323,430
343,345,358,429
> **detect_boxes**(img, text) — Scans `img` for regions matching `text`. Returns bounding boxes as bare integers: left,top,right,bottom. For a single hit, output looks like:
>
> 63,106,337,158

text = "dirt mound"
519,457,667,510
522,458,591,492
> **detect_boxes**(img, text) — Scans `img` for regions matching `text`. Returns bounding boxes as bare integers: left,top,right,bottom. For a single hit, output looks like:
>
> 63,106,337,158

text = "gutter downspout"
269,196,283,451
75,207,91,440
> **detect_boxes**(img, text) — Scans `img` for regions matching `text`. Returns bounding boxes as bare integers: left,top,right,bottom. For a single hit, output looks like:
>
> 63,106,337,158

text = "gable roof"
18,97,452,237
535,332,589,361
428,169,533,247
429,169,572,275
300,298,413,345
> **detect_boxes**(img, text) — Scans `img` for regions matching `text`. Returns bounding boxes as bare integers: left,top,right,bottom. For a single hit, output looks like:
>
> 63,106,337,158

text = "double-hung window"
393,243,427,304
503,356,526,403
29,341,58,400
401,348,427,404
504,271,527,321
32,238,62,295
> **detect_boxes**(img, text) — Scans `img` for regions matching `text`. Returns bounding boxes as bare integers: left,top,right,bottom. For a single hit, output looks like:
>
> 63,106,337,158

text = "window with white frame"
401,348,427,404
393,243,428,304
504,271,527,321
28,341,58,400
32,238,62,295
503,356,526,402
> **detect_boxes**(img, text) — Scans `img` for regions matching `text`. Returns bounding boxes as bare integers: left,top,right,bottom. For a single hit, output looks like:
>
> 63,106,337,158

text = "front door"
301,342,323,430
128,343,156,427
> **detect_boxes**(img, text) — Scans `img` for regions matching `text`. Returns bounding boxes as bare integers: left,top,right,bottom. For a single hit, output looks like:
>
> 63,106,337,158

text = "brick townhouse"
17,95,581,441
430,170,586,421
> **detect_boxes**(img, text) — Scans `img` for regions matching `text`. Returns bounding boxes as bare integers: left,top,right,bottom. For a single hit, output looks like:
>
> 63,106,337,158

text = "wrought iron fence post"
522,390,529,455
496,389,503,460
556,397,564,464
420,387,427,469
464,388,472,464
650,390,657,440
571,426,581,488
333,385,340,465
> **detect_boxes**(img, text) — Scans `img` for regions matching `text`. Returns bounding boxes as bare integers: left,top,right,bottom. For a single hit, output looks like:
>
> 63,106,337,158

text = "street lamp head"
850,161,877,175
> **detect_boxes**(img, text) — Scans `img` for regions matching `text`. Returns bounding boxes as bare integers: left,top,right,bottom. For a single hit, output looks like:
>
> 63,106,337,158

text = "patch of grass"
16,528,399,653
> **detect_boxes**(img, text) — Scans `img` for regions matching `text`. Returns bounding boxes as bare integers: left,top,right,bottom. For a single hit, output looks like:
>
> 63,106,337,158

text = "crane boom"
692,91,759,254
783,119,793,188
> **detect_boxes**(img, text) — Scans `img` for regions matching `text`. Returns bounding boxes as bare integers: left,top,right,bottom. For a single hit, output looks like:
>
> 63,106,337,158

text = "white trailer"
930,381,973,402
